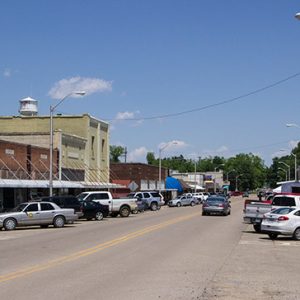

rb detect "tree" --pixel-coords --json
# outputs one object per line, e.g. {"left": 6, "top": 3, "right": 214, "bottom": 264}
{"left": 110, "top": 145, "right": 125, "bottom": 163}
{"left": 146, "top": 152, "right": 156, "bottom": 165}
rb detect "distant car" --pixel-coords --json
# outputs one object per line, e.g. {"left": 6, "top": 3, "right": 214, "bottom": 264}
{"left": 191, "top": 193, "right": 205, "bottom": 203}
{"left": 242, "top": 192, "right": 249, "bottom": 198}
{"left": 261, "top": 207, "right": 300, "bottom": 240}
{"left": 168, "top": 195, "right": 197, "bottom": 207}
{"left": 202, "top": 196, "right": 231, "bottom": 216}
{"left": 40, "top": 195, "right": 83, "bottom": 218}
{"left": 0, "top": 202, "right": 78, "bottom": 231}
{"left": 230, "top": 191, "right": 243, "bottom": 197}
{"left": 80, "top": 201, "right": 109, "bottom": 221}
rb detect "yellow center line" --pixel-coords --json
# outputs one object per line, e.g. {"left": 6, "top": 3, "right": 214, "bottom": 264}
{"left": 0, "top": 211, "right": 201, "bottom": 283}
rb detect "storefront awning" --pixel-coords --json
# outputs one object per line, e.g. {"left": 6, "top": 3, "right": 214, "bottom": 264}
{"left": 0, "top": 179, "right": 125, "bottom": 189}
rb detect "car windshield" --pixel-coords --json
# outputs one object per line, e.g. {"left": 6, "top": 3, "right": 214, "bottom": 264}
{"left": 10, "top": 203, "right": 28, "bottom": 212}
{"left": 77, "top": 193, "right": 88, "bottom": 202}
{"left": 271, "top": 207, "right": 295, "bottom": 215}
{"left": 207, "top": 197, "right": 225, "bottom": 203}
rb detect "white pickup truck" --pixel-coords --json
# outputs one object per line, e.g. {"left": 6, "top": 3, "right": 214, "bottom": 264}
{"left": 77, "top": 191, "right": 138, "bottom": 218}
{"left": 243, "top": 194, "right": 300, "bottom": 232}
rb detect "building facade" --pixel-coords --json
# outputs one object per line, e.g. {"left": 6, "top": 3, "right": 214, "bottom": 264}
{"left": 0, "top": 114, "right": 110, "bottom": 183}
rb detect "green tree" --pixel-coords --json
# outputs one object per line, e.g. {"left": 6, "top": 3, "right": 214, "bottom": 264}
{"left": 146, "top": 152, "right": 156, "bottom": 165}
{"left": 110, "top": 145, "right": 125, "bottom": 163}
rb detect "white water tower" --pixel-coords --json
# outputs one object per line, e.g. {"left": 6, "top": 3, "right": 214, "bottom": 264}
{"left": 19, "top": 97, "right": 38, "bottom": 116}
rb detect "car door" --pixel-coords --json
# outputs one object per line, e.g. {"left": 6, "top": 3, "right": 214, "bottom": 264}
{"left": 22, "top": 203, "right": 40, "bottom": 225}
{"left": 181, "top": 196, "right": 188, "bottom": 206}
{"left": 40, "top": 203, "right": 56, "bottom": 224}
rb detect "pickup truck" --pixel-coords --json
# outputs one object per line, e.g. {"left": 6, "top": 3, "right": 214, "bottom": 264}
{"left": 243, "top": 193, "right": 300, "bottom": 232}
{"left": 77, "top": 191, "right": 138, "bottom": 218}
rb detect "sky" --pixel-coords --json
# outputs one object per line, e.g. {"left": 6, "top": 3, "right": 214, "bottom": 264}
{"left": 1, "top": 1, "right": 300, "bottom": 166}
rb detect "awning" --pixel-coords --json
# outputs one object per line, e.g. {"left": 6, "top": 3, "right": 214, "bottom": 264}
{"left": 0, "top": 179, "right": 125, "bottom": 189}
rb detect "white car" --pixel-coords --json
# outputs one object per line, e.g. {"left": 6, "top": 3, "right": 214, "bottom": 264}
{"left": 261, "top": 207, "right": 300, "bottom": 240}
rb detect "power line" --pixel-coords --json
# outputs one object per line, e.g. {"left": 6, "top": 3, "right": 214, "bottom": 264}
{"left": 104, "top": 72, "right": 300, "bottom": 121}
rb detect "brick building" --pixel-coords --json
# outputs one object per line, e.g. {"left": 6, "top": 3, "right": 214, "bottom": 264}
{"left": 110, "top": 163, "right": 168, "bottom": 191}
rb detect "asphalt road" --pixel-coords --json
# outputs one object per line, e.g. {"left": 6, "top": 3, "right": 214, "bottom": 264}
{"left": 1, "top": 197, "right": 300, "bottom": 300}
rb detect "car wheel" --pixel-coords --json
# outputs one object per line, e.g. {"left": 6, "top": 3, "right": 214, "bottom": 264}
{"left": 177, "top": 202, "right": 182, "bottom": 207}
{"left": 150, "top": 202, "right": 158, "bottom": 211}
{"left": 95, "top": 211, "right": 104, "bottom": 221}
{"left": 202, "top": 211, "right": 206, "bottom": 216}
{"left": 293, "top": 227, "right": 300, "bottom": 240}
{"left": 190, "top": 201, "right": 195, "bottom": 207}
{"left": 53, "top": 216, "right": 65, "bottom": 228}
{"left": 110, "top": 212, "right": 119, "bottom": 218}
{"left": 119, "top": 206, "right": 130, "bottom": 217}
{"left": 223, "top": 211, "right": 228, "bottom": 216}
{"left": 253, "top": 223, "right": 261, "bottom": 233}
{"left": 3, "top": 218, "right": 17, "bottom": 231}
{"left": 268, "top": 233, "right": 278, "bottom": 240}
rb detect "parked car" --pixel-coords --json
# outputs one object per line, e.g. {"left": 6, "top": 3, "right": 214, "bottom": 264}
{"left": 202, "top": 196, "right": 231, "bottom": 216}
{"left": 168, "top": 195, "right": 197, "bottom": 207}
{"left": 40, "top": 195, "right": 83, "bottom": 218}
{"left": 191, "top": 193, "right": 205, "bottom": 203}
{"left": 127, "top": 191, "right": 164, "bottom": 211}
{"left": 79, "top": 201, "right": 109, "bottom": 221}
{"left": 77, "top": 191, "right": 137, "bottom": 218}
{"left": 261, "top": 207, "right": 300, "bottom": 240}
{"left": 230, "top": 191, "right": 243, "bottom": 197}
{"left": 0, "top": 202, "right": 78, "bottom": 231}
{"left": 243, "top": 193, "right": 300, "bottom": 232}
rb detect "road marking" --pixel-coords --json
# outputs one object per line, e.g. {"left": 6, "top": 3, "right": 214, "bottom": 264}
{"left": 239, "top": 240, "right": 300, "bottom": 247}
{"left": 0, "top": 211, "right": 201, "bottom": 283}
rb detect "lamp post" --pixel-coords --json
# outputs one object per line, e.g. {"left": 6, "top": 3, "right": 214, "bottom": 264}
{"left": 49, "top": 91, "right": 86, "bottom": 196}
{"left": 279, "top": 161, "right": 291, "bottom": 181}
{"left": 278, "top": 167, "right": 288, "bottom": 181}
{"left": 226, "top": 169, "right": 236, "bottom": 182}
{"left": 280, "top": 148, "right": 297, "bottom": 182}
{"left": 235, "top": 174, "right": 243, "bottom": 192}
{"left": 295, "top": 12, "right": 300, "bottom": 20}
{"left": 158, "top": 141, "right": 177, "bottom": 194}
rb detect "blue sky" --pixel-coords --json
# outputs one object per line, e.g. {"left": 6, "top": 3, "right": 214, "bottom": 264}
{"left": 1, "top": 1, "right": 300, "bottom": 165}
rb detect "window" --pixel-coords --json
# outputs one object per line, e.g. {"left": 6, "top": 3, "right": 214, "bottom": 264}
{"left": 273, "top": 197, "right": 296, "bottom": 207}
{"left": 143, "top": 193, "right": 150, "bottom": 198}
{"left": 91, "top": 136, "right": 95, "bottom": 158}
{"left": 25, "top": 204, "right": 39, "bottom": 212}
{"left": 136, "top": 193, "right": 142, "bottom": 199}
{"left": 41, "top": 203, "right": 54, "bottom": 211}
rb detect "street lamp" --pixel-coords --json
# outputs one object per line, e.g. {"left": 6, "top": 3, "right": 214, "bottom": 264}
{"left": 280, "top": 149, "right": 297, "bottom": 182}
{"left": 49, "top": 91, "right": 86, "bottom": 196}
{"left": 158, "top": 141, "right": 177, "bottom": 193}
{"left": 295, "top": 12, "right": 300, "bottom": 20}
{"left": 214, "top": 164, "right": 224, "bottom": 172}
{"left": 278, "top": 167, "right": 288, "bottom": 181}
{"left": 226, "top": 169, "right": 236, "bottom": 182}
{"left": 279, "top": 161, "right": 291, "bottom": 181}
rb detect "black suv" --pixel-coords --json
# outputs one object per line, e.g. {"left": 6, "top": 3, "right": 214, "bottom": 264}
{"left": 41, "top": 196, "right": 83, "bottom": 217}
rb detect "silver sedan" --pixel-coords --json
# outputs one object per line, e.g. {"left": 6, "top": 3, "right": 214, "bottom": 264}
{"left": 0, "top": 201, "right": 78, "bottom": 230}
{"left": 168, "top": 195, "right": 197, "bottom": 207}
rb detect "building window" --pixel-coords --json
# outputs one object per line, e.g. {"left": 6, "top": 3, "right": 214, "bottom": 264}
{"left": 101, "top": 139, "right": 105, "bottom": 154}
{"left": 91, "top": 136, "right": 95, "bottom": 158}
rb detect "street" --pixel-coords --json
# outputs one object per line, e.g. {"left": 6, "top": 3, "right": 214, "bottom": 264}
{"left": 0, "top": 197, "right": 300, "bottom": 299}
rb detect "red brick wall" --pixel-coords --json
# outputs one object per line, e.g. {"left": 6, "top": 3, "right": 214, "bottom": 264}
{"left": 0, "top": 140, "right": 58, "bottom": 179}
{"left": 110, "top": 163, "right": 168, "bottom": 187}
